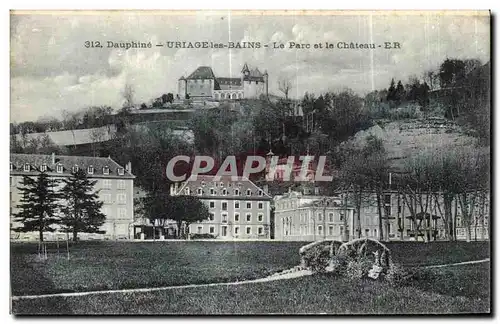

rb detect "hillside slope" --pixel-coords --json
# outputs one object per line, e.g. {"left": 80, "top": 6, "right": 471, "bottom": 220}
{"left": 350, "top": 118, "right": 479, "bottom": 171}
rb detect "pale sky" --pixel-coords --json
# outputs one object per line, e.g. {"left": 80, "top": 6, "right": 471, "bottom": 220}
{"left": 10, "top": 11, "right": 490, "bottom": 122}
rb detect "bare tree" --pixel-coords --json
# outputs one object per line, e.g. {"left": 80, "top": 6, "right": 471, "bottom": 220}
{"left": 278, "top": 77, "right": 292, "bottom": 100}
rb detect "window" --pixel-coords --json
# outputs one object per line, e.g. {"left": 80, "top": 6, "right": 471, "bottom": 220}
{"left": 197, "top": 188, "right": 203, "bottom": 195}
{"left": 197, "top": 226, "right": 202, "bottom": 234}
{"left": 246, "top": 213, "right": 252, "bottom": 222}
{"left": 118, "top": 180, "right": 126, "bottom": 190}
{"left": 246, "top": 226, "right": 251, "bottom": 235}
{"left": 56, "top": 164, "right": 63, "bottom": 173}
{"left": 103, "top": 166, "right": 110, "bottom": 175}
{"left": 373, "top": 229, "right": 377, "bottom": 237}
{"left": 258, "top": 214, "right": 263, "bottom": 222}
{"left": 87, "top": 165, "right": 94, "bottom": 175}
{"left": 340, "top": 226, "right": 344, "bottom": 237}
{"left": 209, "top": 226, "right": 215, "bottom": 234}
{"left": 222, "top": 202, "right": 228, "bottom": 211}
{"left": 72, "top": 165, "right": 79, "bottom": 173}
{"left": 210, "top": 188, "right": 215, "bottom": 195}
{"left": 117, "top": 193, "right": 126, "bottom": 204}
{"left": 234, "top": 201, "right": 240, "bottom": 209}
{"left": 365, "top": 229, "right": 370, "bottom": 236}
{"left": 318, "top": 213, "right": 323, "bottom": 222}
{"left": 219, "top": 182, "right": 224, "bottom": 188}
{"left": 246, "top": 189, "right": 252, "bottom": 196}
{"left": 201, "top": 181, "right": 206, "bottom": 187}
{"left": 118, "top": 208, "right": 127, "bottom": 219}
{"left": 221, "top": 226, "right": 227, "bottom": 236}
{"left": 102, "top": 194, "right": 112, "bottom": 204}
{"left": 246, "top": 202, "right": 252, "bottom": 209}
{"left": 118, "top": 167, "right": 125, "bottom": 175}
{"left": 102, "top": 206, "right": 111, "bottom": 216}
{"left": 258, "top": 202, "right": 264, "bottom": 209}
{"left": 234, "top": 213, "right": 240, "bottom": 222}
{"left": 258, "top": 190, "right": 263, "bottom": 196}
{"left": 23, "top": 163, "right": 30, "bottom": 172}
{"left": 209, "top": 201, "right": 215, "bottom": 209}
{"left": 222, "top": 188, "right": 227, "bottom": 196}
{"left": 258, "top": 226, "right": 264, "bottom": 235}
{"left": 384, "top": 194, "right": 391, "bottom": 205}
{"left": 328, "top": 225, "right": 334, "bottom": 236}
{"left": 234, "top": 226, "right": 240, "bottom": 235}
{"left": 234, "top": 189, "right": 240, "bottom": 196}
{"left": 318, "top": 225, "right": 323, "bottom": 235}
{"left": 329, "top": 213, "right": 334, "bottom": 222}
{"left": 103, "top": 179, "right": 112, "bottom": 189}
{"left": 209, "top": 212, "right": 215, "bottom": 221}
{"left": 39, "top": 164, "right": 47, "bottom": 172}
{"left": 222, "top": 213, "right": 228, "bottom": 223}
{"left": 340, "top": 212, "right": 345, "bottom": 221}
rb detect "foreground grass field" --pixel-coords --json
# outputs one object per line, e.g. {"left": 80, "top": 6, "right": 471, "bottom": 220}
{"left": 11, "top": 241, "right": 489, "bottom": 296}
{"left": 12, "top": 263, "right": 490, "bottom": 315}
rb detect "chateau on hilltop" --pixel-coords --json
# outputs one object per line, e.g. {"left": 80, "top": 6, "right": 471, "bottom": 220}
{"left": 178, "top": 63, "right": 268, "bottom": 100}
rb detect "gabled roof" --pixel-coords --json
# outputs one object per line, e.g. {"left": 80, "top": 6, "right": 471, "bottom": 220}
{"left": 174, "top": 175, "right": 271, "bottom": 200}
{"left": 10, "top": 153, "right": 134, "bottom": 178}
{"left": 241, "top": 63, "right": 250, "bottom": 73}
{"left": 186, "top": 66, "right": 216, "bottom": 80}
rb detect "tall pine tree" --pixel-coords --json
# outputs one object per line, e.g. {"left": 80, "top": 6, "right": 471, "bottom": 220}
{"left": 14, "top": 172, "right": 62, "bottom": 242}
{"left": 60, "top": 169, "right": 106, "bottom": 241}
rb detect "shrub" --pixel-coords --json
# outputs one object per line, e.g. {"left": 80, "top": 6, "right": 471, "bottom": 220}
{"left": 302, "top": 245, "right": 331, "bottom": 273}
{"left": 345, "top": 256, "right": 373, "bottom": 280}
{"left": 190, "top": 233, "right": 216, "bottom": 240}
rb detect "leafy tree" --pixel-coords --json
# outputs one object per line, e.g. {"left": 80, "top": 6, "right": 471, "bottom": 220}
{"left": 167, "top": 93, "right": 174, "bottom": 103}
{"left": 60, "top": 169, "right": 106, "bottom": 241}
{"left": 167, "top": 195, "right": 210, "bottom": 238}
{"left": 14, "top": 172, "right": 62, "bottom": 242}
{"left": 143, "top": 195, "right": 210, "bottom": 238}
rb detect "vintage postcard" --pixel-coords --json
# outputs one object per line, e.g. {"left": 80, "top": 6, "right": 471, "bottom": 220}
{"left": 10, "top": 10, "right": 491, "bottom": 315}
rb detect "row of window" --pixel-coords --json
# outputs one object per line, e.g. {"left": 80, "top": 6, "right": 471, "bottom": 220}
{"left": 208, "top": 212, "right": 265, "bottom": 223}
{"left": 102, "top": 207, "right": 128, "bottom": 218}
{"left": 12, "top": 163, "right": 125, "bottom": 176}
{"left": 101, "top": 193, "right": 128, "bottom": 204}
{"left": 201, "top": 225, "right": 265, "bottom": 236}
{"left": 187, "top": 187, "right": 264, "bottom": 197}
{"left": 10, "top": 177, "right": 127, "bottom": 190}
{"left": 208, "top": 200, "right": 265, "bottom": 210}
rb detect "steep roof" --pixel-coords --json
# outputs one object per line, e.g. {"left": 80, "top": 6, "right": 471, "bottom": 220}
{"left": 175, "top": 175, "right": 271, "bottom": 200}
{"left": 186, "top": 66, "right": 216, "bottom": 80}
{"left": 10, "top": 153, "right": 134, "bottom": 178}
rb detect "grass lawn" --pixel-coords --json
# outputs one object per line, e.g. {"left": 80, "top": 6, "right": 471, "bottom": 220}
{"left": 11, "top": 240, "right": 489, "bottom": 297}
{"left": 12, "top": 264, "right": 490, "bottom": 315}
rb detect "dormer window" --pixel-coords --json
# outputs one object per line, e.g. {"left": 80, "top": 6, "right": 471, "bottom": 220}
{"left": 219, "top": 182, "right": 224, "bottom": 187}
{"left": 103, "top": 166, "right": 110, "bottom": 175}
{"left": 210, "top": 188, "right": 215, "bottom": 195}
{"left": 201, "top": 181, "right": 206, "bottom": 187}
{"left": 197, "top": 188, "right": 203, "bottom": 195}
{"left": 118, "top": 167, "right": 125, "bottom": 176}
{"left": 246, "top": 189, "right": 252, "bottom": 196}
{"left": 87, "top": 166, "right": 94, "bottom": 175}
{"left": 40, "top": 164, "right": 47, "bottom": 172}
{"left": 222, "top": 188, "right": 227, "bottom": 196}
{"left": 72, "top": 165, "right": 79, "bottom": 173}
{"left": 23, "top": 163, "right": 30, "bottom": 172}
{"left": 258, "top": 190, "right": 264, "bottom": 196}
{"left": 56, "top": 163, "right": 63, "bottom": 174}
{"left": 234, "top": 189, "right": 240, "bottom": 196}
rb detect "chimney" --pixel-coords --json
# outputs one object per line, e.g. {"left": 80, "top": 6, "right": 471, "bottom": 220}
{"left": 263, "top": 184, "right": 269, "bottom": 194}
{"left": 51, "top": 152, "right": 56, "bottom": 165}
{"left": 126, "top": 161, "right": 132, "bottom": 174}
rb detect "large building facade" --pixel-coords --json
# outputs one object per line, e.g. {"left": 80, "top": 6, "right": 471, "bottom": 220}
{"left": 274, "top": 191, "right": 355, "bottom": 241}
{"left": 273, "top": 189, "right": 490, "bottom": 242}
{"left": 178, "top": 63, "right": 269, "bottom": 100}
{"left": 10, "top": 153, "right": 135, "bottom": 241}
{"left": 172, "top": 175, "right": 272, "bottom": 239}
